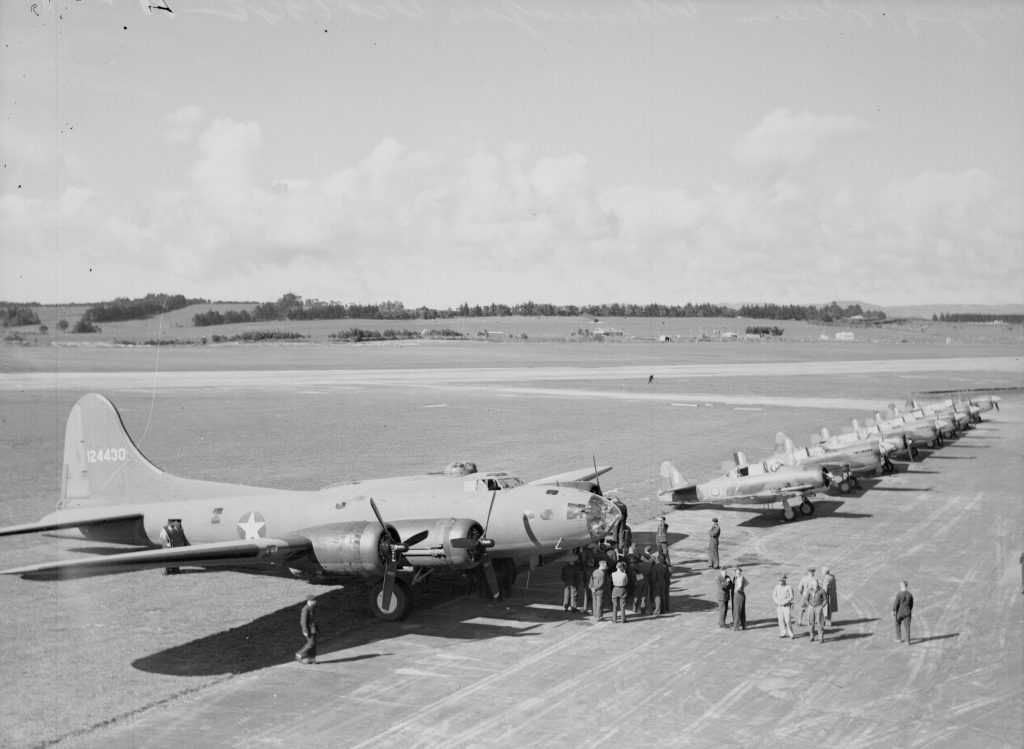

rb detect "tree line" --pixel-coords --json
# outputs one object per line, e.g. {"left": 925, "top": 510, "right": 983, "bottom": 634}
{"left": 193, "top": 294, "right": 884, "bottom": 326}
{"left": 82, "top": 293, "right": 207, "bottom": 324}
{"left": 931, "top": 312, "right": 1024, "bottom": 324}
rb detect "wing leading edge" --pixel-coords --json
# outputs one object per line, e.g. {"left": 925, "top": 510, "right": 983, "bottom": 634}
{"left": 0, "top": 536, "right": 313, "bottom": 579}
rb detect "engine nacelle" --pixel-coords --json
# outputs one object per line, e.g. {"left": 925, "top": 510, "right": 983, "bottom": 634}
{"left": 390, "top": 517, "right": 484, "bottom": 570}
{"left": 301, "top": 518, "right": 484, "bottom": 576}
{"left": 302, "top": 521, "right": 389, "bottom": 577}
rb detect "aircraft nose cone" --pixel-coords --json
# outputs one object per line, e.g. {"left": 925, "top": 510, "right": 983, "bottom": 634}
{"left": 585, "top": 494, "right": 622, "bottom": 542}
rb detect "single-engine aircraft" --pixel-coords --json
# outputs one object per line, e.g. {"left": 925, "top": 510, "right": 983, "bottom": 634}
{"left": 773, "top": 432, "right": 896, "bottom": 491}
{"left": 658, "top": 456, "right": 830, "bottom": 521}
{"left": 0, "top": 394, "right": 622, "bottom": 621}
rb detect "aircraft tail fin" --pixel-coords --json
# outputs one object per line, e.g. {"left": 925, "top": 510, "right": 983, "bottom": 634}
{"left": 774, "top": 433, "right": 788, "bottom": 454}
{"left": 57, "top": 393, "right": 271, "bottom": 511}
{"left": 59, "top": 394, "right": 167, "bottom": 510}
{"left": 658, "top": 461, "right": 697, "bottom": 503}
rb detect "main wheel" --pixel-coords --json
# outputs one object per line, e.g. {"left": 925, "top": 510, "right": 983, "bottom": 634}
{"left": 838, "top": 480, "right": 852, "bottom": 495}
{"left": 370, "top": 578, "right": 412, "bottom": 621}
{"left": 783, "top": 503, "right": 796, "bottom": 522}
{"left": 799, "top": 501, "right": 814, "bottom": 516}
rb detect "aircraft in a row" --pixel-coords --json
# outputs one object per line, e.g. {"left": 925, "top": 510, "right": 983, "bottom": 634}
{"left": 658, "top": 392, "right": 1000, "bottom": 520}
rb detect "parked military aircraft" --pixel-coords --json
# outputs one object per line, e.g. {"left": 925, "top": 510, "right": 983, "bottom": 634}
{"left": 902, "top": 400, "right": 973, "bottom": 434}
{"left": 658, "top": 458, "right": 830, "bottom": 521}
{"left": 0, "top": 394, "right": 622, "bottom": 621}
{"left": 774, "top": 432, "right": 895, "bottom": 491}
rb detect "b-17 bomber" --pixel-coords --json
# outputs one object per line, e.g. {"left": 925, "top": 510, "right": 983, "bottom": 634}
{"left": 0, "top": 394, "right": 623, "bottom": 621}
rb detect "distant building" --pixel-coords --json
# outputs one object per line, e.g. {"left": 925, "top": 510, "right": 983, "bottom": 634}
{"left": 721, "top": 331, "right": 738, "bottom": 340}
{"left": 594, "top": 328, "right": 624, "bottom": 337}
{"left": 658, "top": 335, "right": 672, "bottom": 342}
{"left": 835, "top": 331, "right": 855, "bottom": 341}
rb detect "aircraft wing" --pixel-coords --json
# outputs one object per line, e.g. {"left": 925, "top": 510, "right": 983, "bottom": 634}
{"left": 0, "top": 509, "right": 144, "bottom": 537}
{"left": 530, "top": 465, "right": 612, "bottom": 486}
{"left": 0, "top": 536, "right": 313, "bottom": 579}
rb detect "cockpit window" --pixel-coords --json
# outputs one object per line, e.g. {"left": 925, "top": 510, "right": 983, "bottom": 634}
{"left": 484, "top": 477, "right": 524, "bottom": 491}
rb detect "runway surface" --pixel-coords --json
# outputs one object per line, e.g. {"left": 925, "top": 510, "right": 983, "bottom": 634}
{"left": 47, "top": 406, "right": 1024, "bottom": 748}
{"left": 0, "top": 350, "right": 1021, "bottom": 748}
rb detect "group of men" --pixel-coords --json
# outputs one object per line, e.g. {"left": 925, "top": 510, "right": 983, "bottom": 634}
{"left": 770, "top": 566, "right": 839, "bottom": 642}
{"left": 560, "top": 533, "right": 673, "bottom": 623}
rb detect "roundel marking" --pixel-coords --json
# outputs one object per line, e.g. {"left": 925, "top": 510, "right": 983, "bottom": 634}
{"left": 237, "top": 510, "right": 267, "bottom": 540}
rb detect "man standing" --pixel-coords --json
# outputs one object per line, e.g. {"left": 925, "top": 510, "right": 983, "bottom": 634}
{"left": 632, "top": 553, "right": 651, "bottom": 615}
{"left": 798, "top": 567, "right": 817, "bottom": 625}
{"left": 807, "top": 580, "right": 826, "bottom": 643}
{"left": 716, "top": 568, "right": 733, "bottom": 628}
{"left": 656, "top": 517, "right": 670, "bottom": 563}
{"left": 708, "top": 518, "right": 721, "bottom": 569}
{"left": 773, "top": 574, "right": 795, "bottom": 639}
{"left": 560, "top": 555, "right": 581, "bottom": 613}
{"left": 822, "top": 567, "right": 838, "bottom": 625}
{"left": 295, "top": 595, "right": 319, "bottom": 664}
{"left": 610, "top": 562, "right": 629, "bottom": 623}
{"left": 732, "top": 566, "right": 747, "bottom": 631}
{"left": 159, "top": 518, "right": 186, "bottom": 575}
{"left": 590, "top": 560, "right": 609, "bottom": 622}
{"left": 892, "top": 580, "right": 914, "bottom": 645}
{"left": 649, "top": 555, "right": 668, "bottom": 615}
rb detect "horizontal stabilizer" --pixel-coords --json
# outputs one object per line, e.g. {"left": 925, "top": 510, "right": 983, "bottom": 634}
{"left": 0, "top": 510, "right": 143, "bottom": 538}
{"left": 0, "top": 536, "right": 313, "bottom": 579}
{"left": 530, "top": 465, "right": 612, "bottom": 486}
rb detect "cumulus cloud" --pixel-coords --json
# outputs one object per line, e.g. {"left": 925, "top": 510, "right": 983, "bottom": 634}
{"left": 2, "top": 113, "right": 1020, "bottom": 306}
{"left": 734, "top": 108, "right": 871, "bottom": 171}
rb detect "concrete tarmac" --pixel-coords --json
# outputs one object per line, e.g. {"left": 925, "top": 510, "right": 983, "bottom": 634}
{"left": 74, "top": 407, "right": 1023, "bottom": 749}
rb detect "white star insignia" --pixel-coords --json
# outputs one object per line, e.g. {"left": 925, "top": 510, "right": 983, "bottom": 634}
{"left": 238, "top": 511, "right": 266, "bottom": 540}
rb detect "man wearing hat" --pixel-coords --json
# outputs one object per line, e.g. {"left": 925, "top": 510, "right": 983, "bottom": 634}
{"left": 772, "top": 574, "right": 795, "bottom": 638}
{"left": 708, "top": 518, "right": 721, "bottom": 569}
{"left": 798, "top": 567, "right": 817, "bottom": 625}
{"left": 822, "top": 567, "right": 838, "bottom": 625}
{"left": 295, "top": 595, "right": 320, "bottom": 664}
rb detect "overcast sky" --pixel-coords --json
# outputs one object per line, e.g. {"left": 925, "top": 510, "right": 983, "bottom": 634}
{"left": 1, "top": 1, "right": 1022, "bottom": 308}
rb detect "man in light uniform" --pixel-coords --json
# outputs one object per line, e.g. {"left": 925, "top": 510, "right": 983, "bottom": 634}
{"left": 773, "top": 574, "right": 795, "bottom": 639}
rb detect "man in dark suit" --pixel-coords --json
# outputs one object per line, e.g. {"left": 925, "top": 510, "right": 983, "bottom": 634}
{"left": 732, "top": 566, "right": 747, "bottom": 630}
{"left": 892, "top": 580, "right": 914, "bottom": 645}
{"left": 295, "top": 595, "right": 319, "bottom": 664}
{"left": 716, "top": 568, "right": 733, "bottom": 628}
{"left": 708, "top": 518, "right": 721, "bottom": 569}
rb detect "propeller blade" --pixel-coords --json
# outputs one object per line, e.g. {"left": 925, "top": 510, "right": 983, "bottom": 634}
{"left": 369, "top": 498, "right": 388, "bottom": 534}
{"left": 481, "top": 557, "right": 500, "bottom": 599}
{"left": 381, "top": 563, "right": 397, "bottom": 611}
{"left": 483, "top": 491, "right": 497, "bottom": 536}
{"left": 592, "top": 455, "right": 603, "bottom": 495}
{"left": 403, "top": 530, "right": 429, "bottom": 548}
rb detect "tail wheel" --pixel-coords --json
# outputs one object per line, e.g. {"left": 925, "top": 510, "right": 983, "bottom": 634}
{"left": 799, "top": 501, "right": 814, "bottom": 516}
{"left": 370, "top": 578, "right": 412, "bottom": 621}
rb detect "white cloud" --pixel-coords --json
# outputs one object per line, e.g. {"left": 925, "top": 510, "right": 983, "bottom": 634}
{"left": 2, "top": 116, "right": 1021, "bottom": 307}
{"left": 734, "top": 108, "right": 871, "bottom": 171}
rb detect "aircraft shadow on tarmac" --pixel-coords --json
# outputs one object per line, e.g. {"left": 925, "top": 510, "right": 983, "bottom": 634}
{"left": 730, "top": 500, "right": 873, "bottom": 528}
{"left": 131, "top": 581, "right": 551, "bottom": 677}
